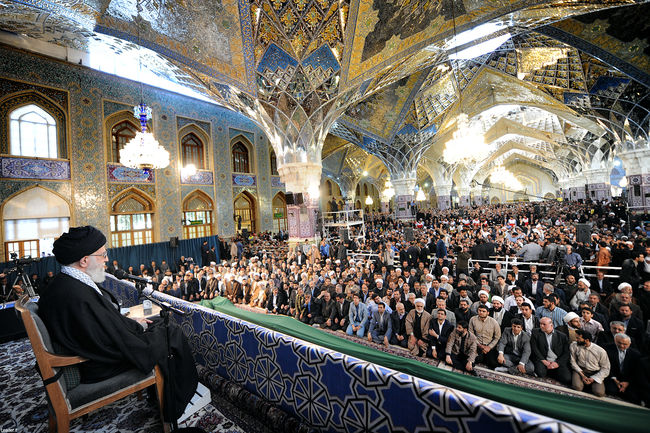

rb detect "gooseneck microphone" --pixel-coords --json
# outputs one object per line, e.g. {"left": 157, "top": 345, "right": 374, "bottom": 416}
{"left": 113, "top": 269, "right": 159, "bottom": 296}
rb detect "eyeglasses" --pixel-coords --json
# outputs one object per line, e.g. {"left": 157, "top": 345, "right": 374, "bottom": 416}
{"left": 89, "top": 251, "right": 108, "bottom": 258}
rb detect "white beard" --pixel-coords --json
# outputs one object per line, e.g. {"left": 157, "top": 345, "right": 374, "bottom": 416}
{"left": 87, "top": 260, "right": 106, "bottom": 283}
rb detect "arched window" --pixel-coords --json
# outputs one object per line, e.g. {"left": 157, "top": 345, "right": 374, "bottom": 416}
{"left": 232, "top": 141, "right": 250, "bottom": 173}
{"left": 272, "top": 192, "right": 287, "bottom": 232}
{"left": 2, "top": 186, "right": 70, "bottom": 261}
{"left": 355, "top": 184, "right": 360, "bottom": 196}
{"left": 110, "top": 190, "right": 154, "bottom": 247}
{"left": 9, "top": 105, "right": 58, "bottom": 158}
{"left": 181, "top": 132, "right": 205, "bottom": 170}
{"left": 270, "top": 148, "right": 278, "bottom": 176}
{"left": 110, "top": 120, "right": 138, "bottom": 163}
{"left": 234, "top": 192, "right": 256, "bottom": 233}
{"left": 183, "top": 192, "right": 213, "bottom": 239}
{"left": 363, "top": 184, "right": 368, "bottom": 196}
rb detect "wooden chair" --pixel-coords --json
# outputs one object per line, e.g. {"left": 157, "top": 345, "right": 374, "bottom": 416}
{"left": 15, "top": 296, "right": 168, "bottom": 433}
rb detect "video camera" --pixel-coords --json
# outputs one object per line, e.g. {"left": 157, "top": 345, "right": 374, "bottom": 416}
{"left": 9, "top": 252, "right": 41, "bottom": 267}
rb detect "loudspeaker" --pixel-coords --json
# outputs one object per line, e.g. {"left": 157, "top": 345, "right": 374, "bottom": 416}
{"left": 295, "top": 193, "right": 304, "bottom": 205}
{"left": 404, "top": 227, "right": 414, "bottom": 242}
{"left": 285, "top": 192, "right": 295, "bottom": 205}
{"left": 170, "top": 236, "right": 179, "bottom": 248}
{"left": 242, "top": 228, "right": 249, "bottom": 239}
{"left": 339, "top": 228, "right": 349, "bottom": 242}
{"left": 575, "top": 224, "right": 591, "bottom": 244}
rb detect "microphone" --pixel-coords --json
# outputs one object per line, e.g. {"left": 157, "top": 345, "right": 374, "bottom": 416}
{"left": 113, "top": 269, "right": 158, "bottom": 295}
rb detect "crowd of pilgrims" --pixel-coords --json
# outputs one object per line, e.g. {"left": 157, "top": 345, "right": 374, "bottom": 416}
{"left": 100, "top": 198, "right": 649, "bottom": 406}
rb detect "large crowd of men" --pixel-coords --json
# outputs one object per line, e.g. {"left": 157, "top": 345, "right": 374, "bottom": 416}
{"left": 97, "top": 199, "right": 649, "bottom": 405}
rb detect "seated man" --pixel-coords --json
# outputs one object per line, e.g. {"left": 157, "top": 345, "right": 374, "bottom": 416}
{"left": 569, "top": 329, "right": 610, "bottom": 397}
{"left": 469, "top": 305, "right": 501, "bottom": 368}
{"left": 299, "top": 292, "right": 322, "bottom": 325}
{"left": 39, "top": 226, "right": 198, "bottom": 423}
{"left": 604, "top": 333, "right": 644, "bottom": 404}
{"left": 318, "top": 291, "right": 336, "bottom": 327}
{"left": 330, "top": 293, "right": 349, "bottom": 331}
{"left": 427, "top": 308, "right": 453, "bottom": 360}
{"left": 495, "top": 318, "right": 534, "bottom": 375}
{"left": 389, "top": 302, "right": 408, "bottom": 348}
{"left": 367, "top": 301, "right": 392, "bottom": 347}
{"left": 346, "top": 293, "right": 369, "bottom": 337}
{"left": 445, "top": 321, "right": 478, "bottom": 375}
{"left": 265, "top": 285, "right": 287, "bottom": 314}
{"left": 530, "top": 317, "right": 571, "bottom": 384}
{"left": 406, "top": 298, "right": 431, "bottom": 356}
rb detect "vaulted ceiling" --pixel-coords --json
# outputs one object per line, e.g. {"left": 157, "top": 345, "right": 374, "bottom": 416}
{"left": 1, "top": 0, "right": 649, "bottom": 193}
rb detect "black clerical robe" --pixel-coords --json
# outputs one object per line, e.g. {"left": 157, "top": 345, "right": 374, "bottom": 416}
{"left": 38, "top": 273, "right": 197, "bottom": 421}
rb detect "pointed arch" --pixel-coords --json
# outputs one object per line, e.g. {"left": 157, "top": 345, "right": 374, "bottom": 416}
{"left": 272, "top": 192, "right": 287, "bottom": 232}
{"left": 2, "top": 185, "right": 71, "bottom": 261}
{"left": 105, "top": 110, "right": 147, "bottom": 163}
{"left": 231, "top": 134, "right": 254, "bottom": 174}
{"left": 0, "top": 90, "right": 67, "bottom": 158}
{"left": 110, "top": 187, "right": 155, "bottom": 247}
{"left": 182, "top": 190, "right": 214, "bottom": 239}
{"left": 178, "top": 123, "right": 210, "bottom": 170}
{"left": 234, "top": 191, "right": 257, "bottom": 234}
{"left": 269, "top": 147, "right": 278, "bottom": 176}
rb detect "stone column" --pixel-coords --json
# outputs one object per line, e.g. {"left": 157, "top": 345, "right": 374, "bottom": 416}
{"left": 619, "top": 148, "right": 650, "bottom": 214}
{"left": 278, "top": 162, "right": 322, "bottom": 241}
{"left": 392, "top": 176, "right": 416, "bottom": 219}
{"left": 457, "top": 186, "right": 471, "bottom": 207}
{"left": 584, "top": 168, "right": 611, "bottom": 203}
{"left": 471, "top": 186, "right": 484, "bottom": 206}
{"left": 436, "top": 184, "right": 452, "bottom": 210}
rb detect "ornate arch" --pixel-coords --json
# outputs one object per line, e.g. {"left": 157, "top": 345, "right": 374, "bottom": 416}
{"left": 231, "top": 134, "right": 255, "bottom": 174}
{"left": 233, "top": 191, "right": 257, "bottom": 233}
{"left": 178, "top": 123, "right": 210, "bottom": 170}
{"left": 104, "top": 110, "right": 149, "bottom": 163}
{"left": 182, "top": 190, "right": 214, "bottom": 238}
{"left": 109, "top": 187, "right": 155, "bottom": 247}
{"left": 0, "top": 90, "right": 67, "bottom": 157}
{"left": 272, "top": 191, "right": 287, "bottom": 232}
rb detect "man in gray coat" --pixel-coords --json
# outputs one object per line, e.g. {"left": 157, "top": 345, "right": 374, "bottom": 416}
{"left": 367, "top": 301, "right": 393, "bottom": 347}
{"left": 495, "top": 318, "right": 534, "bottom": 374}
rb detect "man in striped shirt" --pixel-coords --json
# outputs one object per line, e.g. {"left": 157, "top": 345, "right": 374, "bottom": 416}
{"left": 535, "top": 294, "right": 567, "bottom": 328}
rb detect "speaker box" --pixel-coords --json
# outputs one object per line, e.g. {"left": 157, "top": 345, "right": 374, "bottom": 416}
{"left": 170, "top": 236, "right": 179, "bottom": 248}
{"left": 339, "top": 228, "right": 349, "bottom": 242}
{"left": 404, "top": 227, "right": 414, "bottom": 242}
{"left": 285, "top": 192, "right": 295, "bottom": 205}
{"left": 242, "top": 228, "right": 249, "bottom": 238}
{"left": 295, "top": 193, "right": 304, "bottom": 205}
{"left": 575, "top": 224, "right": 591, "bottom": 244}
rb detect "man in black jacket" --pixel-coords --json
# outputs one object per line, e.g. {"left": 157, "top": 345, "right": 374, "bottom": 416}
{"left": 330, "top": 293, "right": 350, "bottom": 331}
{"left": 39, "top": 226, "right": 197, "bottom": 423}
{"left": 266, "top": 285, "right": 287, "bottom": 314}
{"left": 390, "top": 302, "right": 408, "bottom": 348}
{"left": 604, "top": 333, "right": 644, "bottom": 404}
{"left": 530, "top": 317, "right": 571, "bottom": 384}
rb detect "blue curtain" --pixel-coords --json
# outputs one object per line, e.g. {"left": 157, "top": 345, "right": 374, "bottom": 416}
{"left": 0, "top": 235, "right": 220, "bottom": 279}
{"left": 106, "top": 234, "right": 220, "bottom": 272}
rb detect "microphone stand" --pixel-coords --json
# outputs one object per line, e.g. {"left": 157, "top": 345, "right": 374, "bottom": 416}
{"left": 133, "top": 281, "right": 196, "bottom": 433}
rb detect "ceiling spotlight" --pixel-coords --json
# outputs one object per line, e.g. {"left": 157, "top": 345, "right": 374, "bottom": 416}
{"left": 362, "top": 170, "right": 368, "bottom": 176}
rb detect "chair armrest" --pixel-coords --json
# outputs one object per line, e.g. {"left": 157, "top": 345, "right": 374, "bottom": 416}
{"left": 47, "top": 353, "right": 88, "bottom": 367}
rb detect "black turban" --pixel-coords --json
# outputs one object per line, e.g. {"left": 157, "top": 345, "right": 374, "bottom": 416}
{"left": 53, "top": 226, "right": 106, "bottom": 265}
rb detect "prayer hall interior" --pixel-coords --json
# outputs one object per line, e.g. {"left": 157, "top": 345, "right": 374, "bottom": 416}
{"left": 1, "top": 1, "right": 650, "bottom": 432}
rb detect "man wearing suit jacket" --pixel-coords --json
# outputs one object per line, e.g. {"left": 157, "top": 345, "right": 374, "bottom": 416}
{"left": 347, "top": 293, "right": 369, "bottom": 337}
{"left": 330, "top": 293, "right": 350, "bottom": 331}
{"left": 523, "top": 273, "right": 542, "bottom": 300}
{"left": 406, "top": 298, "right": 431, "bottom": 356}
{"left": 515, "top": 302, "right": 540, "bottom": 335}
{"left": 367, "top": 301, "right": 393, "bottom": 347}
{"left": 495, "top": 319, "right": 534, "bottom": 374}
{"left": 445, "top": 321, "right": 478, "bottom": 374}
{"left": 530, "top": 317, "right": 571, "bottom": 384}
{"left": 390, "top": 302, "right": 408, "bottom": 348}
{"left": 604, "top": 333, "right": 644, "bottom": 404}
{"left": 617, "top": 304, "right": 645, "bottom": 349}
{"left": 427, "top": 308, "right": 454, "bottom": 360}
{"left": 265, "top": 286, "right": 287, "bottom": 314}
{"left": 590, "top": 270, "right": 613, "bottom": 298}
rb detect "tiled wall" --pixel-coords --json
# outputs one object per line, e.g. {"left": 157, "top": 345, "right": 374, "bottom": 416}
{"left": 0, "top": 44, "right": 277, "bottom": 250}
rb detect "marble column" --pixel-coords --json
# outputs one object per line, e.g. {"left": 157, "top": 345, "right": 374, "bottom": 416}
{"left": 278, "top": 162, "right": 322, "bottom": 241}
{"left": 437, "top": 184, "right": 452, "bottom": 210}
{"left": 392, "top": 176, "right": 416, "bottom": 219}
{"left": 471, "top": 186, "right": 484, "bottom": 206}
{"left": 457, "top": 186, "right": 471, "bottom": 207}
{"left": 583, "top": 168, "right": 611, "bottom": 203}
{"left": 619, "top": 148, "right": 650, "bottom": 214}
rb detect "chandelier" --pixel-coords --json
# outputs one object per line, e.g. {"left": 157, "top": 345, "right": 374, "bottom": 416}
{"left": 416, "top": 188, "right": 426, "bottom": 201}
{"left": 442, "top": 113, "right": 489, "bottom": 165}
{"left": 490, "top": 165, "right": 524, "bottom": 191}
{"left": 118, "top": 0, "right": 169, "bottom": 172}
{"left": 120, "top": 103, "right": 170, "bottom": 170}
{"left": 382, "top": 179, "right": 395, "bottom": 200}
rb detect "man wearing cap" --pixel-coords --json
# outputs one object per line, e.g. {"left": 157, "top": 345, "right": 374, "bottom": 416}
{"left": 38, "top": 226, "right": 198, "bottom": 422}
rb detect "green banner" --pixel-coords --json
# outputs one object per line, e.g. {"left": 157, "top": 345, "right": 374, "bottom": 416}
{"left": 273, "top": 213, "right": 284, "bottom": 219}
{"left": 199, "top": 297, "right": 649, "bottom": 433}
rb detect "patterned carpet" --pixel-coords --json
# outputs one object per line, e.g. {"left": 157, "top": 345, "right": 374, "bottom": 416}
{"left": 0, "top": 338, "right": 308, "bottom": 433}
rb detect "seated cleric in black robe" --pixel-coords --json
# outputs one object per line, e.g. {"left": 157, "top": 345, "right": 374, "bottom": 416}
{"left": 38, "top": 226, "right": 198, "bottom": 423}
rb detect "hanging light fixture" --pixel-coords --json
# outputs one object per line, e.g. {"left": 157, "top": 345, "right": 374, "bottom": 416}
{"left": 365, "top": 196, "right": 374, "bottom": 205}
{"left": 416, "top": 189, "right": 426, "bottom": 201}
{"left": 383, "top": 179, "right": 395, "bottom": 200}
{"left": 442, "top": 1, "right": 489, "bottom": 166}
{"left": 119, "top": 0, "right": 169, "bottom": 172}
{"left": 490, "top": 165, "right": 524, "bottom": 191}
